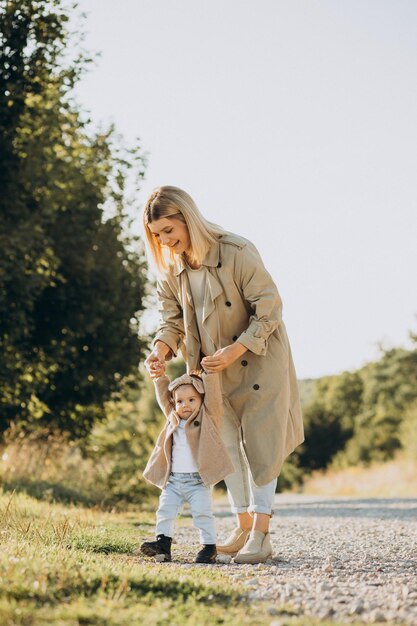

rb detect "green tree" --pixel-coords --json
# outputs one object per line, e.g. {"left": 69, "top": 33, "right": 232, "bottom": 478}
{"left": 399, "top": 399, "right": 417, "bottom": 460}
{"left": 0, "top": 0, "right": 148, "bottom": 437}
{"left": 340, "top": 343, "right": 417, "bottom": 465}
{"left": 296, "top": 371, "right": 364, "bottom": 471}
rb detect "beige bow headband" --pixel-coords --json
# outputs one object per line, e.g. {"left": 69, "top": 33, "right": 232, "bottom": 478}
{"left": 168, "top": 373, "right": 205, "bottom": 396}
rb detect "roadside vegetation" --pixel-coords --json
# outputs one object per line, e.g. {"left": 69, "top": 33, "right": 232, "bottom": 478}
{"left": 301, "top": 457, "right": 417, "bottom": 497}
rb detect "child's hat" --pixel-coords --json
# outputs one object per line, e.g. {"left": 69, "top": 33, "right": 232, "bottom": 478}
{"left": 168, "top": 373, "right": 204, "bottom": 396}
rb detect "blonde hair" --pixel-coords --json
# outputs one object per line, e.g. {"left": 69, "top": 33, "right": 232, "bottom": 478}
{"left": 142, "top": 186, "right": 225, "bottom": 272}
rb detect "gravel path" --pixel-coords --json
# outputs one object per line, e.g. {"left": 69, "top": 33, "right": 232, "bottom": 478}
{"left": 169, "top": 494, "right": 417, "bottom": 624}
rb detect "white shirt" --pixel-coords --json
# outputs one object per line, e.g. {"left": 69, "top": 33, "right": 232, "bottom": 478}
{"left": 171, "top": 418, "right": 198, "bottom": 472}
{"left": 186, "top": 265, "right": 216, "bottom": 357}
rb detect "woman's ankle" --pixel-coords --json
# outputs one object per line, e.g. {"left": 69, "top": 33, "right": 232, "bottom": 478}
{"left": 252, "top": 512, "right": 271, "bottom": 534}
{"left": 237, "top": 512, "right": 253, "bottom": 531}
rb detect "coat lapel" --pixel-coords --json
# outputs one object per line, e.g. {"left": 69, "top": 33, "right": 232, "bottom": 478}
{"left": 180, "top": 271, "right": 200, "bottom": 346}
{"left": 202, "top": 270, "right": 223, "bottom": 352}
{"left": 174, "top": 240, "right": 224, "bottom": 356}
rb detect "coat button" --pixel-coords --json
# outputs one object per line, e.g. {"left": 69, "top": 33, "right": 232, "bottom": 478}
{"left": 194, "top": 420, "right": 200, "bottom": 426}
{"left": 241, "top": 360, "right": 248, "bottom": 366}
{"left": 225, "top": 301, "right": 232, "bottom": 307}
{"left": 232, "top": 335, "right": 238, "bottom": 341}
{"left": 253, "top": 384, "right": 260, "bottom": 390}
{"left": 217, "top": 261, "right": 222, "bottom": 268}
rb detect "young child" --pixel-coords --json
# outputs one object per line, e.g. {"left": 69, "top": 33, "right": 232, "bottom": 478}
{"left": 141, "top": 365, "right": 234, "bottom": 563}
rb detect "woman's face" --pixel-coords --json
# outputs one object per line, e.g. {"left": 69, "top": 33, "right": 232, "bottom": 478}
{"left": 148, "top": 217, "right": 191, "bottom": 256}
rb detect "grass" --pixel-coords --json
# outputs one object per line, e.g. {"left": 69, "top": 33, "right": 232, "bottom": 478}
{"left": 301, "top": 457, "right": 417, "bottom": 497}
{"left": 0, "top": 491, "right": 237, "bottom": 625}
{"left": 0, "top": 489, "right": 381, "bottom": 626}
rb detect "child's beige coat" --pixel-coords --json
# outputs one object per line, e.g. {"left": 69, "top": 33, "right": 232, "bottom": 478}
{"left": 143, "top": 373, "right": 235, "bottom": 489}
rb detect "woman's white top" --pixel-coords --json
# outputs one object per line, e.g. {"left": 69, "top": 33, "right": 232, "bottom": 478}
{"left": 171, "top": 419, "right": 198, "bottom": 472}
{"left": 186, "top": 264, "right": 216, "bottom": 356}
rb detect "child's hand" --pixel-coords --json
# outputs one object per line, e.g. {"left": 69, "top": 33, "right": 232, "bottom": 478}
{"left": 149, "top": 359, "right": 166, "bottom": 379}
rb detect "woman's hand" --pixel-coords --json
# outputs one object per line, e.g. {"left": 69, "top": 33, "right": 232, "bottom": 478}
{"left": 201, "top": 343, "right": 247, "bottom": 373}
{"left": 149, "top": 360, "right": 166, "bottom": 379}
{"left": 145, "top": 342, "right": 171, "bottom": 378}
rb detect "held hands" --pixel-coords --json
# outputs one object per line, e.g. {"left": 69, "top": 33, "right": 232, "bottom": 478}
{"left": 145, "top": 343, "right": 170, "bottom": 379}
{"left": 201, "top": 342, "right": 247, "bottom": 373}
{"left": 148, "top": 358, "right": 166, "bottom": 380}
{"left": 145, "top": 340, "right": 247, "bottom": 376}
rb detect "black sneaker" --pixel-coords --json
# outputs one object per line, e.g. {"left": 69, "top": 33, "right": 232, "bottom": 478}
{"left": 140, "top": 534, "right": 172, "bottom": 562}
{"left": 195, "top": 544, "right": 217, "bottom": 564}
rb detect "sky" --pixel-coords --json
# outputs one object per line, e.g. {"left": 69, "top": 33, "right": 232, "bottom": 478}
{"left": 73, "top": 0, "right": 417, "bottom": 379}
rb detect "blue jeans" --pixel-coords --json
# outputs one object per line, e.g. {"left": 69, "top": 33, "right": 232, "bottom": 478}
{"left": 156, "top": 472, "right": 216, "bottom": 544}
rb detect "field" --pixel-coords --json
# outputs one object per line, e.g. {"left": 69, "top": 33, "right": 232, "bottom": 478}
{"left": 301, "top": 457, "right": 417, "bottom": 498}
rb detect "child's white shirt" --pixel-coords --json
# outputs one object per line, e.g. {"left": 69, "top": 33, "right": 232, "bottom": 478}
{"left": 171, "top": 419, "right": 199, "bottom": 472}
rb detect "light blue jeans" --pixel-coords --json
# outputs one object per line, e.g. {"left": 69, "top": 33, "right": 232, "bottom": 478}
{"left": 221, "top": 416, "right": 277, "bottom": 515}
{"left": 156, "top": 472, "right": 216, "bottom": 544}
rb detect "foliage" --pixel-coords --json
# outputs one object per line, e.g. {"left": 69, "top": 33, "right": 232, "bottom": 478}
{"left": 0, "top": 0, "right": 148, "bottom": 437}
{"left": 298, "top": 378, "right": 315, "bottom": 407}
{"left": 295, "top": 371, "right": 363, "bottom": 472}
{"left": 278, "top": 456, "right": 304, "bottom": 492}
{"left": 399, "top": 399, "right": 417, "bottom": 460}
{"left": 302, "top": 457, "right": 417, "bottom": 497}
{"left": 0, "top": 424, "right": 112, "bottom": 507}
{"left": 335, "top": 343, "right": 417, "bottom": 467}
{"left": 296, "top": 335, "right": 417, "bottom": 476}
{"left": 0, "top": 361, "right": 188, "bottom": 508}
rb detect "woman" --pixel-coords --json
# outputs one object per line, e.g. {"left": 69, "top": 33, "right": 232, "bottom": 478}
{"left": 143, "top": 186, "right": 304, "bottom": 564}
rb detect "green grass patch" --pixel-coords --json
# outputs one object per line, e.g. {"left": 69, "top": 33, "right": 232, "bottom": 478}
{"left": 0, "top": 489, "right": 265, "bottom": 625}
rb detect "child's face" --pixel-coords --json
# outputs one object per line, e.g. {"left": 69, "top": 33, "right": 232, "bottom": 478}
{"left": 174, "top": 384, "right": 203, "bottom": 419}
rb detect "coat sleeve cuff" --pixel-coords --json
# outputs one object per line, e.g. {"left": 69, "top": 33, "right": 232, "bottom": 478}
{"left": 152, "top": 331, "right": 179, "bottom": 358}
{"left": 237, "top": 331, "right": 268, "bottom": 356}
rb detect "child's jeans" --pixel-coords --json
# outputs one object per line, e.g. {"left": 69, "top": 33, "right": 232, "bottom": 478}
{"left": 156, "top": 472, "right": 216, "bottom": 544}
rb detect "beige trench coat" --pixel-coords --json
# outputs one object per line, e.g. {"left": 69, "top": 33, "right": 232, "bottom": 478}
{"left": 143, "top": 373, "right": 235, "bottom": 488}
{"left": 152, "top": 232, "right": 304, "bottom": 485}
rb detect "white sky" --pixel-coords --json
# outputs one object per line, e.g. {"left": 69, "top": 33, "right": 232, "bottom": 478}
{"left": 74, "top": 0, "right": 417, "bottom": 379}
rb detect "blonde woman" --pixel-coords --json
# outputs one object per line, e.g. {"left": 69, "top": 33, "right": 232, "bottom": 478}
{"left": 143, "top": 186, "right": 304, "bottom": 564}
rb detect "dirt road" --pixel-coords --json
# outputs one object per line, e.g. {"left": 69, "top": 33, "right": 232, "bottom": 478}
{"left": 176, "top": 494, "right": 417, "bottom": 624}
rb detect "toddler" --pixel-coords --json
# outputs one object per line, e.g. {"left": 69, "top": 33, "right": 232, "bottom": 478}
{"left": 141, "top": 365, "right": 234, "bottom": 563}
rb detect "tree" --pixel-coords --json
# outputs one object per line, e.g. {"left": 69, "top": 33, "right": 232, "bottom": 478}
{"left": 296, "top": 371, "right": 364, "bottom": 471}
{"left": 340, "top": 343, "right": 417, "bottom": 465}
{"left": 0, "top": 0, "right": 148, "bottom": 437}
